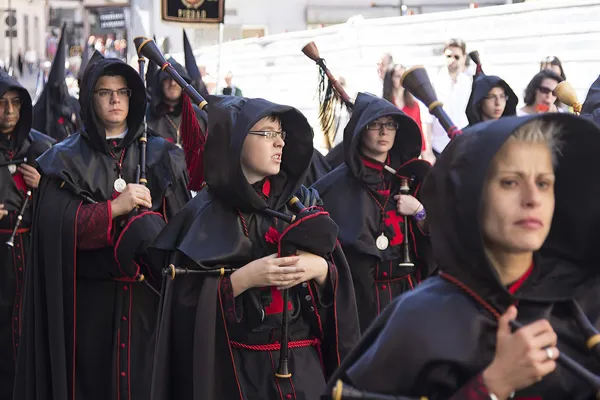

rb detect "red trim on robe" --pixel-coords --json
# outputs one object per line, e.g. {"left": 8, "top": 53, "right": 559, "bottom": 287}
{"left": 13, "top": 171, "right": 27, "bottom": 193}
{"left": 76, "top": 201, "right": 113, "bottom": 250}
{"left": 508, "top": 262, "right": 534, "bottom": 294}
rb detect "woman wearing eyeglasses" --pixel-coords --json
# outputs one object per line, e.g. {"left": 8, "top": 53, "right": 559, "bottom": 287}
{"left": 466, "top": 74, "right": 518, "bottom": 126}
{"left": 517, "top": 70, "right": 564, "bottom": 116}
{"left": 313, "top": 93, "right": 433, "bottom": 333}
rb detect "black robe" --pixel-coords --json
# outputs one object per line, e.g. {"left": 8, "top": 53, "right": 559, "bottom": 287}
{"left": 325, "top": 114, "right": 600, "bottom": 399}
{"left": 304, "top": 149, "right": 331, "bottom": 187}
{"left": 0, "top": 71, "right": 54, "bottom": 400}
{"left": 14, "top": 55, "right": 190, "bottom": 400}
{"left": 465, "top": 74, "right": 518, "bottom": 126}
{"left": 146, "top": 58, "right": 208, "bottom": 144}
{"left": 582, "top": 74, "right": 600, "bottom": 125}
{"left": 313, "top": 93, "right": 433, "bottom": 332}
{"left": 149, "top": 95, "right": 360, "bottom": 400}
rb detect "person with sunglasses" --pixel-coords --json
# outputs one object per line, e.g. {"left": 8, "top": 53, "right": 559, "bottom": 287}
{"left": 431, "top": 38, "right": 472, "bottom": 158}
{"left": 313, "top": 93, "right": 433, "bottom": 333}
{"left": 517, "top": 70, "right": 564, "bottom": 116}
{"left": 466, "top": 74, "right": 518, "bottom": 126}
{"left": 14, "top": 51, "right": 191, "bottom": 400}
{"left": 149, "top": 95, "right": 360, "bottom": 400}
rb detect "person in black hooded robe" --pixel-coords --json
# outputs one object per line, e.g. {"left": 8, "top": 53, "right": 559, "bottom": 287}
{"left": 581, "top": 74, "right": 600, "bottom": 125}
{"left": 13, "top": 52, "right": 190, "bottom": 400}
{"left": 466, "top": 74, "right": 518, "bottom": 127}
{"left": 146, "top": 57, "right": 207, "bottom": 145}
{"left": 149, "top": 95, "right": 360, "bottom": 400}
{"left": 0, "top": 71, "right": 54, "bottom": 400}
{"left": 312, "top": 93, "right": 432, "bottom": 332}
{"left": 323, "top": 113, "right": 600, "bottom": 400}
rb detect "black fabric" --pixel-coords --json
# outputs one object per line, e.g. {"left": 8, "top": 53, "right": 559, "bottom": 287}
{"left": 466, "top": 74, "right": 518, "bottom": 126}
{"left": 146, "top": 57, "right": 208, "bottom": 143}
{"left": 304, "top": 149, "right": 331, "bottom": 187}
{"left": 149, "top": 96, "right": 360, "bottom": 400}
{"left": 582, "top": 74, "right": 600, "bottom": 126}
{"left": 14, "top": 55, "right": 190, "bottom": 400}
{"left": 32, "top": 24, "right": 80, "bottom": 141}
{"left": 312, "top": 92, "right": 432, "bottom": 331}
{"left": 325, "top": 113, "right": 600, "bottom": 399}
{"left": 183, "top": 29, "right": 210, "bottom": 99}
{"left": 0, "top": 71, "right": 54, "bottom": 400}
{"left": 324, "top": 142, "right": 344, "bottom": 170}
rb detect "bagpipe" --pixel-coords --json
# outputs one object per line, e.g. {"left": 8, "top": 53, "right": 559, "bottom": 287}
{"left": 302, "top": 40, "right": 429, "bottom": 268}
{"left": 5, "top": 140, "right": 51, "bottom": 248}
{"left": 330, "top": 380, "right": 428, "bottom": 400}
{"left": 553, "top": 81, "right": 583, "bottom": 115}
{"left": 134, "top": 36, "right": 340, "bottom": 380}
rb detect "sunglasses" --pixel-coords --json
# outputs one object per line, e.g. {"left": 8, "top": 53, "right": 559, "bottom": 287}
{"left": 538, "top": 86, "right": 555, "bottom": 95}
{"left": 446, "top": 54, "right": 460, "bottom": 61}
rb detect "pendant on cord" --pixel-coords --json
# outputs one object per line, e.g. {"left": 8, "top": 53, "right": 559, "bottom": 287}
{"left": 376, "top": 233, "right": 389, "bottom": 250}
{"left": 114, "top": 177, "right": 127, "bottom": 193}
{"left": 8, "top": 164, "right": 16, "bottom": 175}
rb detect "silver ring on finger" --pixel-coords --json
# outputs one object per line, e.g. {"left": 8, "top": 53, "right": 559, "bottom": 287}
{"left": 545, "top": 347, "right": 554, "bottom": 361}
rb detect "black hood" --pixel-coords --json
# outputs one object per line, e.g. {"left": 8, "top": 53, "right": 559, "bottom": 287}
{"left": 149, "top": 57, "right": 190, "bottom": 116}
{"left": 421, "top": 114, "right": 600, "bottom": 310}
{"left": 343, "top": 92, "right": 422, "bottom": 184}
{"left": 0, "top": 70, "right": 32, "bottom": 152}
{"left": 203, "top": 95, "right": 313, "bottom": 211}
{"left": 79, "top": 51, "right": 147, "bottom": 153}
{"left": 466, "top": 75, "right": 518, "bottom": 125}
{"left": 183, "top": 29, "right": 210, "bottom": 99}
{"left": 582, "top": 74, "right": 600, "bottom": 125}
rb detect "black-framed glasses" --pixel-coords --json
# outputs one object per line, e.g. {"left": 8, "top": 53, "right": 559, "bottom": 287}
{"left": 446, "top": 54, "right": 461, "bottom": 61}
{"left": 366, "top": 121, "right": 399, "bottom": 131}
{"left": 94, "top": 88, "right": 132, "bottom": 99}
{"left": 248, "top": 130, "right": 286, "bottom": 140}
{"left": 538, "top": 86, "right": 555, "bottom": 95}
{"left": 0, "top": 98, "right": 21, "bottom": 110}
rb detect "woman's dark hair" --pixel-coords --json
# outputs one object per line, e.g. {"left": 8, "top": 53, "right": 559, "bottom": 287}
{"left": 523, "top": 70, "right": 564, "bottom": 106}
{"left": 540, "top": 56, "right": 566, "bottom": 80}
{"left": 382, "top": 64, "right": 415, "bottom": 108}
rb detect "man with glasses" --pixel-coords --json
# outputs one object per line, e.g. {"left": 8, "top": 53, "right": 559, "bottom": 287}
{"left": 14, "top": 52, "right": 191, "bottom": 400}
{"left": 431, "top": 38, "right": 473, "bottom": 157}
{"left": 0, "top": 70, "right": 54, "bottom": 400}
{"left": 147, "top": 57, "right": 207, "bottom": 145}
{"left": 466, "top": 75, "right": 518, "bottom": 126}
{"left": 313, "top": 93, "right": 433, "bottom": 333}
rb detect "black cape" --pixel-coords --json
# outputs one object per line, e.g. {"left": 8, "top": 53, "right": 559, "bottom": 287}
{"left": 14, "top": 54, "right": 190, "bottom": 400}
{"left": 582, "top": 74, "right": 600, "bottom": 126}
{"left": 305, "top": 149, "right": 332, "bottom": 187}
{"left": 0, "top": 71, "right": 54, "bottom": 400}
{"left": 466, "top": 74, "right": 518, "bottom": 126}
{"left": 146, "top": 57, "right": 207, "bottom": 144}
{"left": 324, "top": 142, "right": 344, "bottom": 170}
{"left": 325, "top": 114, "right": 600, "bottom": 399}
{"left": 149, "top": 95, "right": 360, "bottom": 400}
{"left": 313, "top": 93, "right": 432, "bottom": 332}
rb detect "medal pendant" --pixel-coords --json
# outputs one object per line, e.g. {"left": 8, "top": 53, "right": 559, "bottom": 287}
{"left": 8, "top": 164, "right": 16, "bottom": 175}
{"left": 376, "top": 233, "right": 389, "bottom": 250}
{"left": 114, "top": 177, "right": 127, "bottom": 193}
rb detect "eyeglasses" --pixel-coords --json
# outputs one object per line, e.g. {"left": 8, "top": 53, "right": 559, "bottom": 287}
{"left": 248, "top": 130, "right": 286, "bottom": 140}
{"left": 366, "top": 121, "right": 399, "bottom": 131}
{"left": 0, "top": 98, "right": 21, "bottom": 110}
{"left": 538, "top": 86, "right": 555, "bottom": 95}
{"left": 485, "top": 94, "right": 509, "bottom": 102}
{"left": 94, "top": 88, "right": 132, "bottom": 99}
{"left": 446, "top": 54, "right": 461, "bottom": 61}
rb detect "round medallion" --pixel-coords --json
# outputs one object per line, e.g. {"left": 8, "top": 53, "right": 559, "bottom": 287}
{"left": 8, "top": 164, "right": 16, "bottom": 175}
{"left": 376, "top": 233, "right": 389, "bottom": 251}
{"left": 114, "top": 177, "right": 127, "bottom": 193}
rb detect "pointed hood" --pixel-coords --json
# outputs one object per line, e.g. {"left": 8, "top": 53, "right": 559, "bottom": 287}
{"left": 144, "top": 35, "right": 159, "bottom": 100}
{"left": 77, "top": 41, "right": 90, "bottom": 86}
{"left": 78, "top": 51, "right": 147, "bottom": 153}
{"left": 421, "top": 113, "right": 600, "bottom": 311}
{"left": 0, "top": 70, "right": 32, "bottom": 152}
{"left": 466, "top": 74, "right": 518, "bottom": 125}
{"left": 343, "top": 92, "right": 422, "bottom": 184}
{"left": 149, "top": 57, "right": 191, "bottom": 117}
{"left": 183, "top": 29, "right": 209, "bottom": 99}
{"left": 203, "top": 95, "right": 313, "bottom": 211}
{"left": 582, "top": 75, "right": 600, "bottom": 125}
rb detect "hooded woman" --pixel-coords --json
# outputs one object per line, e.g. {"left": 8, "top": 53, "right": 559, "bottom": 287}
{"left": 313, "top": 93, "right": 432, "bottom": 333}
{"left": 150, "top": 95, "right": 360, "bottom": 400}
{"left": 466, "top": 75, "right": 518, "bottom": 126}
{"left": 324, "top": 113, "right": 600, "bottom": 399}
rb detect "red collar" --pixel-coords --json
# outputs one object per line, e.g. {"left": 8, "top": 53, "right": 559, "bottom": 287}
{"left": 508, "top": 262, "right": 534, "bottom": 294}
{"left": 261, "top": 179, "right": 271, "bottom": 198}
{"left": 361, "top": 154, "right": 390, "bottom": 171}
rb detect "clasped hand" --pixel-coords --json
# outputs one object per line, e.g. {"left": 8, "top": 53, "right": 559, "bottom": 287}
{"left": 110, "top": 184, "right": 153, "bottom": 218}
